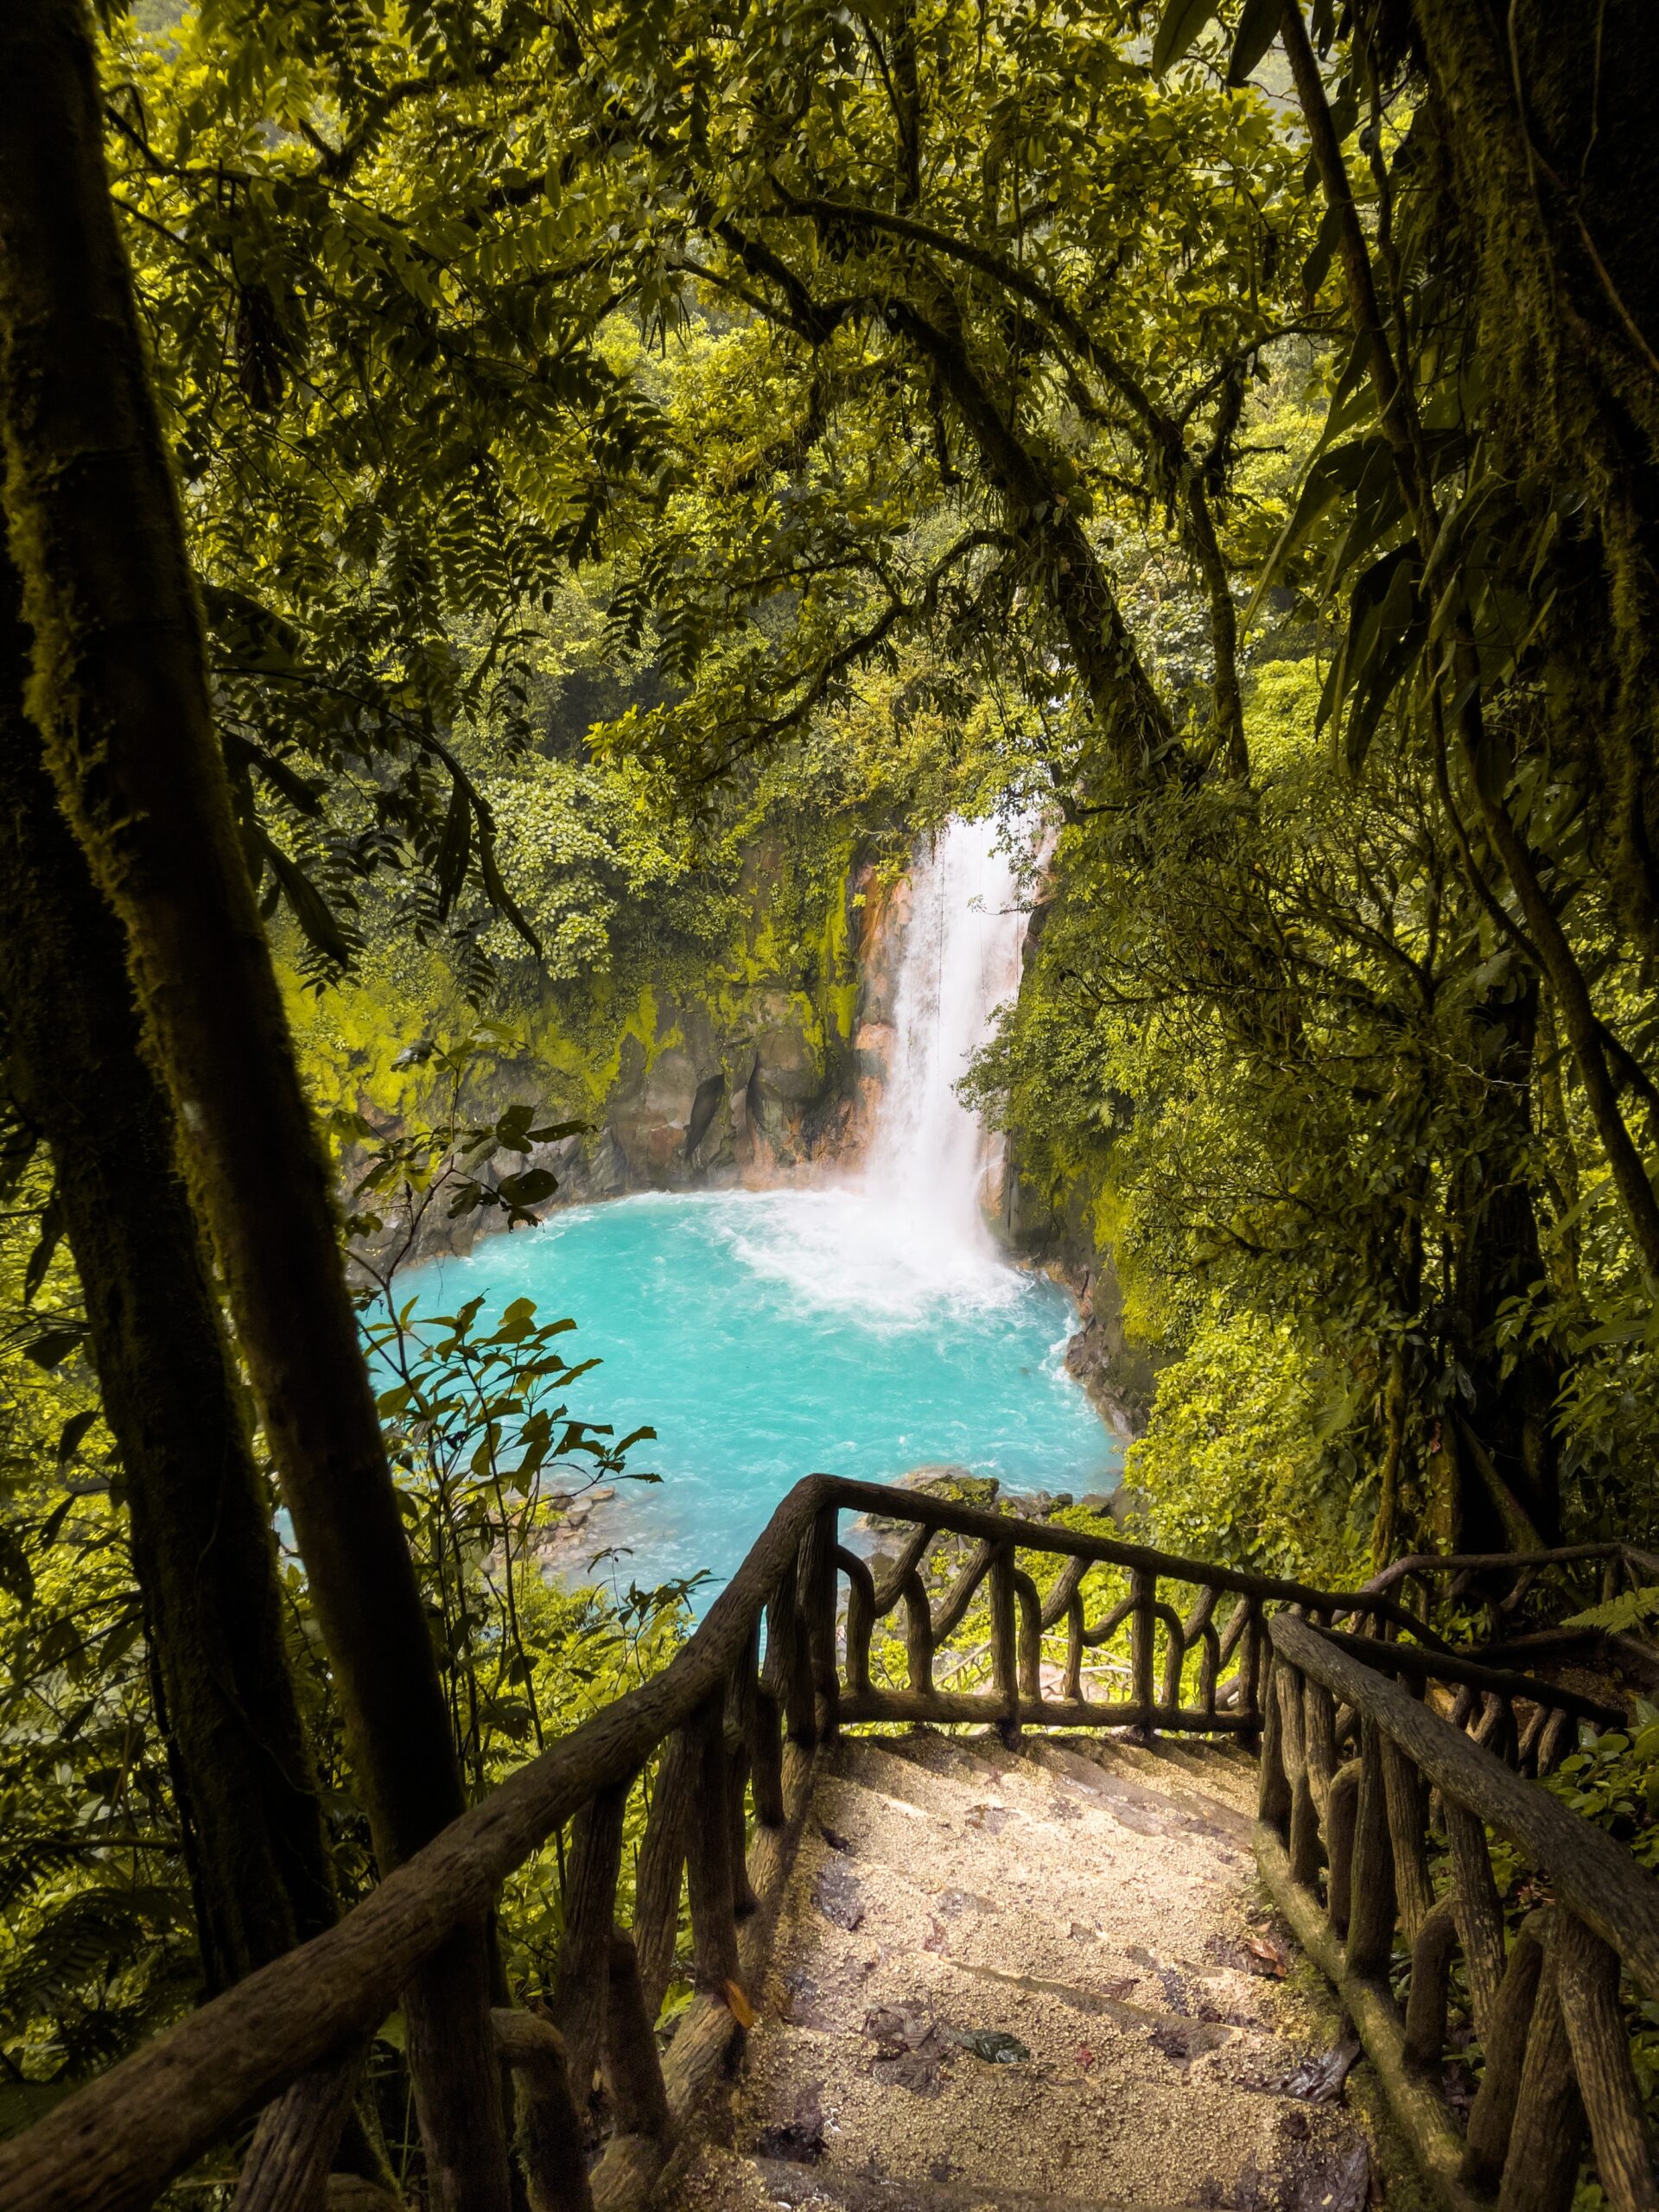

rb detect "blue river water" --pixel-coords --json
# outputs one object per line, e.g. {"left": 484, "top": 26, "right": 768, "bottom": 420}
{"left": 394, "top": 1187, "right": 1120, "bottom": 1603}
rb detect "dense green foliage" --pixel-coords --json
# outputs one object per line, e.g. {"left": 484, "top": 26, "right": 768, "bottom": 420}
{"left": 3, "top": 0, "right": 1659, "bottom": 2183}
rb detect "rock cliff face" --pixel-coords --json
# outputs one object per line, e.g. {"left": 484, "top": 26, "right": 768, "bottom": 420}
{"left": 353, "top": 841, "right": 913, "bottom": 1268}
{"left": 539, "top": 849, "right": 909, "bottom": 1206}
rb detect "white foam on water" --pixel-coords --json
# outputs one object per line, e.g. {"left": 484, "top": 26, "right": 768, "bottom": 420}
{"left": 723, "top": 816, "right": 1031, "bottom": 1325}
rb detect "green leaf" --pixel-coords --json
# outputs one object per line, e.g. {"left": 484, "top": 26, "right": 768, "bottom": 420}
{"left": 260, "top": 836, "right": 355, "bottom": 969}
{"left": 1564, "top": 1584, "right": 1659, "bottom": 1633}
{"left": 497, "top": 1167, "right": 557, "bottom": 1207}
{"left": 25, "top": 1326, "right": 83, "bottom": 1370}
{"left": 23, "top": 1185, "right": 64, "bottom": 1305}
{"left": 0, "top": 1523, "right": 34, "bottom": 1611}
{"left": 1300, "top": 200, "right": 1343, "bottom": 305}
{"left": 56, "top": 1409, "right": 99, "bottom": 1465}
{"left": 434, "top": 777, "right": 473, "bottom": 921}
{"left": 1152, "top": 0, "right": 1220, "bottom": 75}
{"left": 1226, "top": 0, "right": 1283, "bottom": 85}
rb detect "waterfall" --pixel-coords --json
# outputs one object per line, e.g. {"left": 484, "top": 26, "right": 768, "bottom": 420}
{"left": 864, "top": 817, "right": 1028, "bottom": 1263}
{"left": 721, "top": 813, "right": 1031, "bottom": 1319}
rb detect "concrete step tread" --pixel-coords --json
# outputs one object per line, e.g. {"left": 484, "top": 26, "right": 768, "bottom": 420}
{"left": 868, "top": 1727, "right": 1255, "bottom": 1839}
{"left": 748, "top": 2154, "right": 1224, "bottom": 2210}
{"left": 777, "top": 1830, "right": 1280, "bottom": 2050}
{"left": 721, "top": 2017, "right": 1362, "bottom": 2205}
{"left": 1021, "top": 1737, "right": 1255, "bottom": 1847}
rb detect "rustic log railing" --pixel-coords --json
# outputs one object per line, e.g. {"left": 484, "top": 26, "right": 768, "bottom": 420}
{"left": 0, "top": 1474, "right": 1650, "bottom": 2212}
{"left": 1257, "top": 1612, "right": 1658, "bottom": 2212}
{"left": 1364, "top": 1542, "right": 1659, "bottom": 1677}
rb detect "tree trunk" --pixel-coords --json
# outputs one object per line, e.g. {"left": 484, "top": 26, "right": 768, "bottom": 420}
{"left": 0, "top": 552, "right": 336, "bottom": 1991}
{"left": 0, "top": 5, "right": 510, "bottom": 2204}
{"left": 1447, "top": 981, "right": 1562, "bottom": 1550}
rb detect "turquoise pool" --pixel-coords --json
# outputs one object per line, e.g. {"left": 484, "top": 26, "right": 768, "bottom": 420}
{"left": 394, "top": 1187, "right": 1120, "bottom": 1602}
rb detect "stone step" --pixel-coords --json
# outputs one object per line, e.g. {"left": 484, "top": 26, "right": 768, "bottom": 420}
{"left": 868, "top": 1726, "right": 1255, "bottom": 1847}
{"left": 747, "top": 2152, "right": 1212, "bottom": 2209}
{"left": 783, "top": 1796, "right": 1282, "bottom": 2046}
{"left": 1020, "top": 1737, "right": 1254, "bottom": 1848}
{"left": 721, "top": 2017, "right": 1361, "bottom": 2208}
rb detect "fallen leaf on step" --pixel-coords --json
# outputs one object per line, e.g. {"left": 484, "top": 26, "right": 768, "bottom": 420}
{"left": 965, "top": 1802, "right": 1014, "bottom": 1835}
{"left": 863, "top": 2004, "right": 932, "bottom": 2050}
{"left": 1281, "top": 2030, "right": 1361, "bottom": 2102}
{"left": 1076, "top": 2044, "right": 1096, "bottom": 2069}
{"left": 721, "top": 1980, "right": 755, "bottom": 2028}
{"left": 947, "top": 2025, "right": 1030, "bottom": 2065}
{"left": 1243, "top": 1932, "right": 1289, "bottom": 1979}
{"left": 862, "top": 2005, "right": 950, "bottom": 2095}
{"left": 813, "top": 1861, "right": 865, "bottom": 1931}
{"left": 1287, "top": 2134, "right": 1370, "bottom": 2212}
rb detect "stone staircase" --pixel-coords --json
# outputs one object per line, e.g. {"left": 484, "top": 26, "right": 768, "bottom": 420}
{"left": 662, "top": 1729, "right": 1370, "bottom": 2212}
{"left": 18, "top": 1483, "right": 1650, "bottom": 2212}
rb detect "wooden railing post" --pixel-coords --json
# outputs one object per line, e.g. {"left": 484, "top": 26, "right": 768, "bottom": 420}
{"left": 1257, "top": 1653, "right": 1292, "bottom": 1833}
{"left": 726, "top": 1739, "right": 760, "bottom": 1923}
{"left": 602, "top": 1929, "right": 671, "bottom": 2147}
{"left": 683, "top": 1693, "right": 741, "bottom": 1996}
{"left": 1287, "top": 1677, "right": 1324, "bottom": 1896}
{"left": 801, "top": 1507, "right": 840, "bottom": 1743}
{"left": 1462, "top": 1912, "right": 1548, "bottom": 2190}
{"left": 1343, "top": 1719, "right": 1396, "bottom": 1980}
{"left": 1495, "top": 1936, "right": 1586, "bottom": 2212}
{"left": 989, "top": 1547, "right": 1019, "bottom": 1738}
{"left": 550, "top": 1781, "right": 628, "bottom": 2110}
{"left": 903, "top": 1570, "right": 936, "bottom": 1698}
{"left": 1063, "top": 1587, "right": 1085, "bottom": 1704}
{"left": 1446, "top": 1800, "right": 1509, "bottom": 2041}
{"left": 1129, "top": 1569, "right": 1157, "bottom": 1735}
{"left": 1554, "top": 1912, "right": 1659, "bottom": 2212}
{"left": 837, "top": 1547, "right": 876, "bottom": 1699}
{"left": 1238, "top": 1597, "right": 1264, "bottom": 1744}
{"left": 405, "top": 1928, "right": 515, "bottom": 2212}
{"left": 723, "top": 1643, "right": 760, "bottom": 1921}
{"left": 749, "top": 1669, "right": 785, "bottom": 1834}
{"left": 492, "top": 2011, "right": 594, "bottom": 2212}
{"left": 1303, "top": 1678, "right": 1338, "bottom": 1821}
{"left": 632, "top": 1732, "right": 691, "bottom": 2024}
{"left": 1381, "top": 1732, "right": 1434, "bottom": 1942}
{"left": 232, "top": 2047, "right": 363, "bottom": 2212}
{"left": 765, "top": 1560, "right": 815, "bottom": 1749}
{"left": 1325, "top": 1759, "right": 1362, "bottom": 1936}
{"left": 1401, "top": 1892, "right": 1460, "bottom": 2072}
{"left": 1013, "top": 1566, "right": 1043, "bottom": 1707}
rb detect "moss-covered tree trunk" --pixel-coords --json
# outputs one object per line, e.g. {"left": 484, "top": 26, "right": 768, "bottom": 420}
{"left": 0, "top": 553, "right": 337, "bottom": 1991}
{"left": 1411, "top": 0, "right": 1659, "bottom": 963}
{"left": 1446, "top": 984, "right": 1562, "bottom": 1553}
{"left": 0, "top": 5, "right": 510, "bottom": 2203}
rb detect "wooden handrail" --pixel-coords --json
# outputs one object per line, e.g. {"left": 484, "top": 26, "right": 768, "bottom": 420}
{"left": 0, "top": 1478, "right": 828, "bottom": 2212}
{"left": 1262, "top": 1611, "right": 1659, "bottom": 2212}
{"left": 831, "top": 1474, "right": 1446, "bottom": 1635}
{"left": 1270, "top": 1614, "right": 1659, "bottom": 1994}
{"left": 1364, "top": 1545, "right": 1630, "bottom": 1592}
{"left": 2, "top": 1474, "right": 1649, "bottom": 2212}
{"left": 1305, "top": 1624, "right": 1625, "bottom": 1729}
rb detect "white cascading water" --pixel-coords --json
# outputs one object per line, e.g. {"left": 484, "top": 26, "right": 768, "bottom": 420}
{"left": 727, "top": 815, "right": 1031, "bottom": 1320}
{"left": 863, "top": 816, "right": 1027, "bottom": 1268}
